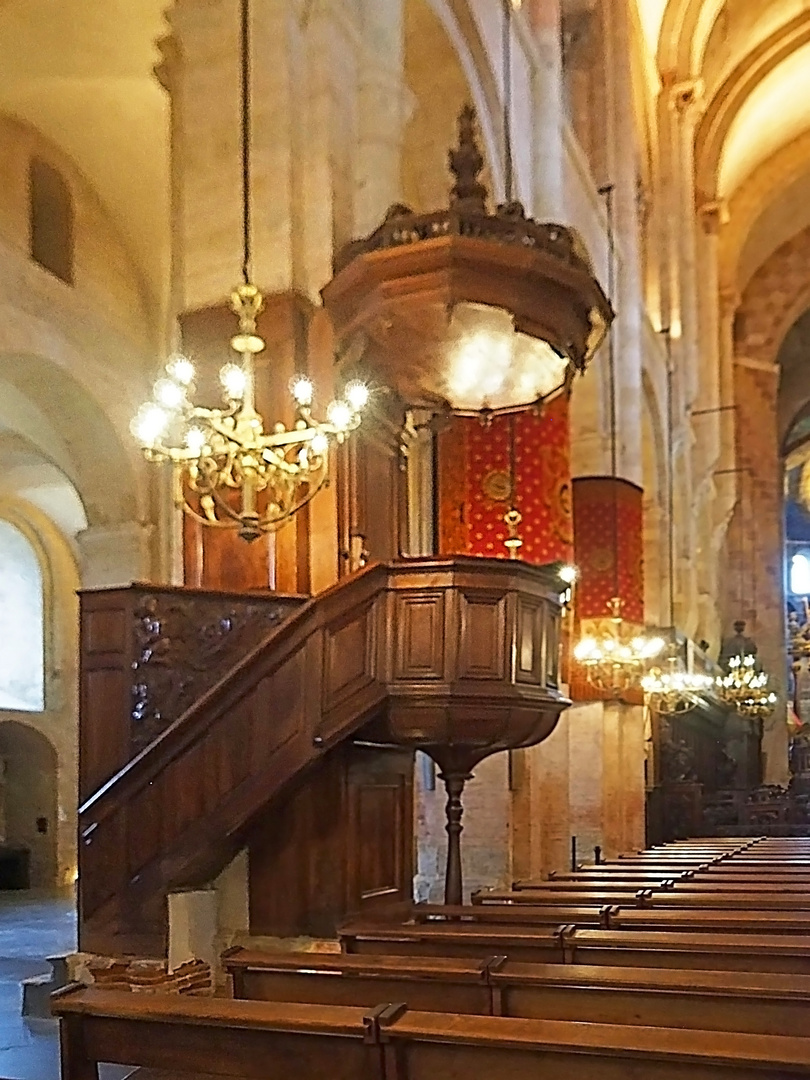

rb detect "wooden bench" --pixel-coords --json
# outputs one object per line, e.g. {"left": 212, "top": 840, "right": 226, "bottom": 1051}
{"left": 224, "top": 946, "right": 810, "bottom": 1036}
{"left": 339, "top": 920, "right": 810, "bottom": 972}
{"left": 409, "top": 901, "right": 810, "bottom": 935}
{"left": 475, "top": 886, "right": 810, "bottom": 910}
{"left": 52, "top": 982, "right": 810, "bottom": 1080}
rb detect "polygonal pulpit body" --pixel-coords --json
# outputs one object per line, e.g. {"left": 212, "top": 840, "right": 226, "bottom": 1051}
{"left": 323, "top": 105, "right": 612, "bottom": 418}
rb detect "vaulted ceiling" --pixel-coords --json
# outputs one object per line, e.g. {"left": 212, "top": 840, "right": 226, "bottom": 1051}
{"left": 0, "top": 0, "right": 170, "bottom": 304}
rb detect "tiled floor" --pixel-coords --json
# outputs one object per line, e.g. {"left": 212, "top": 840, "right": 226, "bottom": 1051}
{"left": 0, "top": 890, "right": 132, "bottom": 1080}
{"left": 0, "top": 890, "right": 75, "bottom": 1080}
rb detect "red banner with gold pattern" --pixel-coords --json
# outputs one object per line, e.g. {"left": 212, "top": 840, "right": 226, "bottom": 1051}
{"left": 437, "top": 396, "right": 572, "bottom": 565}
{"left": 569, "top": 476, "right": 645, "bottom": 703}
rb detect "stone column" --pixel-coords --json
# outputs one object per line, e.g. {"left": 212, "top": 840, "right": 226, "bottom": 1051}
{"left": 76, "top": 522, "right": 152, "bottom": 588}
{"left": 566, "top": 700, "right": 645, "bottom": 859}
{"left": 510, "top": 719, "right": 571, "bottom": 880}
{"left": 525, "top": 0, "right": 564, "bottom": 216}
{"left": 354, "top": 0, "right": 412, "bottom": 235}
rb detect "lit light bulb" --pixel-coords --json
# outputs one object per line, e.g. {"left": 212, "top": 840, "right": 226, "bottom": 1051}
{"left": 131, "top": 404, "right": 169, "bottom": 447}
{"left": 311, "top": 431, "right": 329, "bottom": 455}
{"left": 290, "top": 376, "right": 314, "bottom": 407}
{"left": 167, "top": 356, "right": 195, "bottom": 386}
{"left": 154, "top": 377, "right": 186, "bottom": 411}
{"left": 344, "top": 380, "right": 369, "bottom": 412}
{"left": 220, "top": 363, "right": 247, "bottom": 399}
{"left": 573, "top": 638, "right": 597, "bottom": 662}
{"left": 558, "top": 564, "right": 578, "bottom": 584}
{"left": 645, "top": 637, "right": 665, "bottom": 658}
{"left": 185, "top": 427, "right": 207, "bottom": 455}
{"left": 327, "top": 400, "right": 353, "bottom": 431}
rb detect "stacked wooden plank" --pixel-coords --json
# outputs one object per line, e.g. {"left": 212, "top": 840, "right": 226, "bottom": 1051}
{"left": 55, "top": 837, "right": 810, "bottom": 1078}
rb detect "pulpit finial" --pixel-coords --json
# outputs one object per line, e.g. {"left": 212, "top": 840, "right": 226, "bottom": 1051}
{"left": 449, "top": 105, "right": 487, "bottom": 211}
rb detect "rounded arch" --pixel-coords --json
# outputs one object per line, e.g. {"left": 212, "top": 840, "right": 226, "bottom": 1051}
{"left": 0, "top": 720, "right": 58, "bottom": 887}
{"left": 0, "top": 517, "right": 45, "bottom": 713}
{"left": 694, "top": 14, "right": 810, "bottom": 201}
{"left": 735, "top": 225, "right": 810, "bottom": 369}
{"left": 0, "top": 495, "right": 80, "bottom": 887}
{"left": 0, "top": 351, "right": 139, "bottom": 527}
{"left": 658, "top": 0, "right": 724, "bottom": 79}
{"left": 720, "top": 130, "right": 810, "bottom": 293}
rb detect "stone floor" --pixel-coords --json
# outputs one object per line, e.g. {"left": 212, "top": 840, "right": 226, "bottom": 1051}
{"left": 0, "top": 890, "right": 132, "bottom": 1080}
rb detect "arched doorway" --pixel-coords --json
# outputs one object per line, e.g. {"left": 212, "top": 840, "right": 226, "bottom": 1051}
{"left": 0, "top": 722, "right": 57, "bottom": 889}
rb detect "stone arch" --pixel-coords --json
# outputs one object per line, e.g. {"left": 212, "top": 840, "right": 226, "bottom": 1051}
{"left": 0, "top": 351, "right": 140, "bottom": 529}
{"left": 694, "top": 13, "right": 810, "bottom": 201}
{"left": 0, "top": 518, "right": 45, "bottom": 714}
{"left": 0, "top": 496, "right": 80, "bottom": 886}
{"left": 658, "top": 0, "right": 724, "bottom": 79}
{"left": 721, "top": 131, "right": 810, "bottom": 292}
{"left": 0, "top": 721, "right": 58, "bottom": 887}
{"left": 735, "top": 226, "right": 810, "bottom": 368}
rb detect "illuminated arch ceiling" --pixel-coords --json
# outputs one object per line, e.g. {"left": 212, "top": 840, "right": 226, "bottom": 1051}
{"left": 719, "top": 39, "right": 810, "bottom": 200}
{"left": 0, "top": 0, "right": 169, "bottom": 303}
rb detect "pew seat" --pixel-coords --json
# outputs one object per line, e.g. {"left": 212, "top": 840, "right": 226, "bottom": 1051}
{"left": 474, "top": 887, "right": 810, "bottom": 910}
{"left": 224, "top": 946, "right": 810, "bottom": 1036}
{"left": 339, "top": 920, "right": 810, "bottom": 972}
{"left": 409, "top": 901, "right": 810, "bottom": 934}
{"left": 52, "top": 984, "right": 810, "bottom": 1080}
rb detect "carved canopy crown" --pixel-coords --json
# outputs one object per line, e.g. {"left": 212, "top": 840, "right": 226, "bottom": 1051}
{"left": 324, "top": 107, "right": 612, "bottom": 417}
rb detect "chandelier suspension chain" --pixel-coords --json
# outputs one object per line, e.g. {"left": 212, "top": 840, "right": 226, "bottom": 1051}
{"left": 240, "top": 0, "right": 252, "bottom": 286}
{"left": 502, "top": 0, "right": 514, "bottom": 202}
{"left": 664, "top": 327, "right": 676, "bottom": 629}
{"left": 599, "top": 183, "right": 620, "bottom": 602}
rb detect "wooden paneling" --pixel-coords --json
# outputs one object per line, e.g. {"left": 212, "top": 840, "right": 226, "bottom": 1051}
{"left": 248, "top": 744, "right": 413, "bottom": 937}
{"left": 458, "top": 592, "right": 507, "bottom": 680}
{"left": 393, "top": 592, "right": 446, "bottom": 682}
{"left": 516, "top": 596, "right": 544, "bottom": 685}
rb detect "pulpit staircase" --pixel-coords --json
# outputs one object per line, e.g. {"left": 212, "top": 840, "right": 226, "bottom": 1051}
{"left": 78, "top": 558, "right": 567, "bottom": 955}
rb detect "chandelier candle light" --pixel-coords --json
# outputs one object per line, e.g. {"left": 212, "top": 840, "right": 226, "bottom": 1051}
{"left": 132, "top": 0, "right": 368, "bottom": 541}
{"left": 717, "top": 654, "right": 777, "bottom": 720}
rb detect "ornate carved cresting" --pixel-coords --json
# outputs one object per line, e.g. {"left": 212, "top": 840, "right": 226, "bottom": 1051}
{"left": 131, "top": 592, "right": 305, "bottom": 751}
{"left": 331, "top": 107, "right": 600, "bottom": 314}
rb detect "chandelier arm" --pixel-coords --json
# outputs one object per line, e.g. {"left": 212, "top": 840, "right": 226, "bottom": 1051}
{"left": 256, "top": 465, "right": 330, "bottom": 531}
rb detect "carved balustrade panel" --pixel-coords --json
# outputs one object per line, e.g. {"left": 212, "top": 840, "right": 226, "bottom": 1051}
{"left": 130, "top": 590, "right": 306, "bottom": 752}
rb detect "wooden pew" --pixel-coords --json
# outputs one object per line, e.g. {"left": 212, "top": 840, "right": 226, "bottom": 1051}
{"left": 52, "top": 982, "right": 810, "bottom": 1080}
{"left": 474, "top": 887, "right": 810, "bottom": 910}
{"left": 339, "top": 920, "right": 810, "bottom": 973}
{"left": 409, "top": 901, "right": 810, "bottom": 935}
{"left": 521, "top": 875, "right": 810, "bottom": 894}
{"left": 224, "top": 946, "right": 810, "bottom": 1036}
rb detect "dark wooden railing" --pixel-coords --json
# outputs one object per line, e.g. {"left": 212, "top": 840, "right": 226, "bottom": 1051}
{"left": 79, "top": 583, "right": 306, "bottom": 799}
{"left": 78, "top": 558, "right": 566, "bottom": 955}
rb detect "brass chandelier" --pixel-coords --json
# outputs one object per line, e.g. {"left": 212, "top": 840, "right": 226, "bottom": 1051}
{"left": 574, "top": 597, "right": 665, "bottom": 697}
{"left": 132, "top": 0, "right": 367, "bottom": 542}
{"left": 716, "top": 654, "right": 777, "bottom": 720}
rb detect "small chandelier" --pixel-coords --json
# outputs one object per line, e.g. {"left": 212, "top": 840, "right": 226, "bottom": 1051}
{"left": 716, "top": 654, "right": 777, "bottom": 720}
{"left": 131, "top": 0, "right": 367, "bottom": 542}
{"left": 643, "top": 652, "right": 713, "bottom": 716}
{"left": 574, "top": 597, "right": 665, "bottom": 698}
